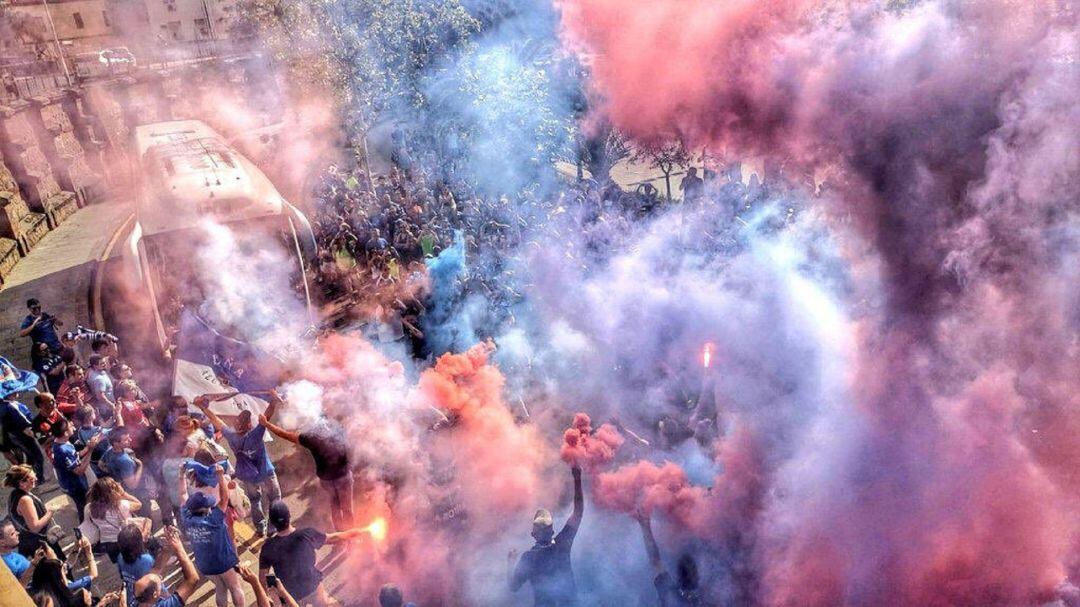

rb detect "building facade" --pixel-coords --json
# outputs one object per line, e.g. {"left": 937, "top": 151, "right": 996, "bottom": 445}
{"left": 143, "top": 0, "right": 234, "bottom": 42}
{"left": 4, "top": 0, "right": 117, "bottom": 55}
{"left": 2, "top": 0, "right": 242, "bottom": 65}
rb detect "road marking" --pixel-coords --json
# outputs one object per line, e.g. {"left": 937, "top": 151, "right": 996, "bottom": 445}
{"left": 91, "top": 212, "right": 135, "bottom": 330}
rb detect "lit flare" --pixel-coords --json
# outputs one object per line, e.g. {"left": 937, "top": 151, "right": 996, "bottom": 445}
{"left": 362, "top": 517, "right": 389, "bottom": 542}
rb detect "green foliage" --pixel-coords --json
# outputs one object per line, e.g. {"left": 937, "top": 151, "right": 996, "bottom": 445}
{"left": 242, "top": 0, "right": 581, "bottom": 192}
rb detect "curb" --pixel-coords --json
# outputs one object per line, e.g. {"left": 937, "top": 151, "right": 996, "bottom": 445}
{"left": 89, "top": 212, "right": 135, "bottom": 331}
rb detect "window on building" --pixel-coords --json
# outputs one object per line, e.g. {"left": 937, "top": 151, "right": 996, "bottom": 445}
{"left": 73, "top": 12, "right": 85, "bottom": 29}
{"left": 102, "top": 10, "right": 110, "bottom": 27}
{"left": 164, "top": 21, "right": 182, "bottom": 40}
{"left": 164, "top": 0, "right": 176, "bottom": 11}
{"left": 195, "top": 18, "right": 211, "bottom": 39}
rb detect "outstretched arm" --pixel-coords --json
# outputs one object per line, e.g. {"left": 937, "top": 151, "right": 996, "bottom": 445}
{"left": 237, "top": 565, "right": 270, "bottom": 607}
{"left": 325, "top": 527, "right": 365, "bottom": 545}
{"left": 637, "top": 513, "right": 665, "bottom": 576}
{"left": 260, "top": 415, "right": 300, "bottom": 444}
{"left": 263, "top": 389, "right": 282, "bottom": 421}
{"left": 194, "top": 396, "right": 227, "bottom": 433}
{"left": 567, "top": 466, "right": 584, "bottom": 530}
{"left": 165, "top": 526, "right": 201, "bottom": 602}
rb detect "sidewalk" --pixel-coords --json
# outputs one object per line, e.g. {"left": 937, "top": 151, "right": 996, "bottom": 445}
{"left": 0, "top": 201, "right": 133, "bottom": 369}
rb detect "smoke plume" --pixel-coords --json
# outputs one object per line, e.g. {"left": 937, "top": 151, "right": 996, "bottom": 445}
{"left": 558, "top": 0, "right": 1080, "bottom": 604}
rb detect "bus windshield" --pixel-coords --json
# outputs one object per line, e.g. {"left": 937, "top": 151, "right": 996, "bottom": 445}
{"left": 143, "top": 215, "right": 312, "bottom": 356}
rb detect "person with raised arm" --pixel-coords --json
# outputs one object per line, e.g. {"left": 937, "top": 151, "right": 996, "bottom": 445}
{"left": 179, "top": 464, "right": 244, "bottom": 607}
{"left": 260, "top": 404, "right": 353, "bottom": 531}
{"left": 194, "top": 392, "right": 282, "bottom": 538}
{"left": 133, "top": 526, "right": 200, "bottom": 607}
{"left": 636, "top": 512, "right": 706, "bottom": 606}
{"left": 259, "top": 500, "right": 368, "bottom": 607}
{"left": 509, "top": 466, "right": 584, "bottom": 607}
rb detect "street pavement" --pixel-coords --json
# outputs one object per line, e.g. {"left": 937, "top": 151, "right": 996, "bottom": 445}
{"left": 0, "top": 201, "right": 134, "bottom": 369}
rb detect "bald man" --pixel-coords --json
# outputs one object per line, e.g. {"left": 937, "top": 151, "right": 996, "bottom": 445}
{"left": 133, "top": 526, "right": 200, "bottom": 607}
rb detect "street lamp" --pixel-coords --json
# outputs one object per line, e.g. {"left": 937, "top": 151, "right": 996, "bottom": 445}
{"left": 39, "top": 0, "right": 73, "bottom": 85}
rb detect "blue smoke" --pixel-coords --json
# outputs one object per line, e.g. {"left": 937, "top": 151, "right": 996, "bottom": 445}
{"left": 422, "top": 230, "right": 476, "bottom": 356}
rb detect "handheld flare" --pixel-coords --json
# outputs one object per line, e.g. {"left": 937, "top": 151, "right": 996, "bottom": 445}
{"left": 362, "top": 517, "right": 389, "bottom": 542}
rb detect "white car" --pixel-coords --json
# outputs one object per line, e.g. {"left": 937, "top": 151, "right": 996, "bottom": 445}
{"left": 99, "top": 48, "right": 137, "bottom": 67}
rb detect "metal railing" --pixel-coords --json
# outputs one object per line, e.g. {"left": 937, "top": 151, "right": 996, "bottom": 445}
{"left": 1, "top": 71, "right": 70, "bottom": 104}
{"left": 0, "top": 39, "right": 261, "bottom": 104}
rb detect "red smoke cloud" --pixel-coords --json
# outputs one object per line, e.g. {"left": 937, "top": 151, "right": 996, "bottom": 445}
{"left": 560, "top": 412, "right": 624, "bottom": 471}
{"left": 595, "top": 460, "right": 708, "bottom": 530}
{"left": 416, "top": 342, "right": 554, "bottom": 516}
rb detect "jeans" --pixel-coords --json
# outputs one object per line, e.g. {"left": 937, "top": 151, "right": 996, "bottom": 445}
{"left": 65, "top": 485, "right": 88, "bottom": 523}
{"left": 320, "top": 471, "right": 354, "bottom": 531}
{"left": 241, "top": 472, "right": 282, "bottom": 533}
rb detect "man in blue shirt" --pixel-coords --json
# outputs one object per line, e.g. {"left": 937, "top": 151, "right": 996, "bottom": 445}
{"left": 87, "top": 354, "right": 116, "bottom": 415}
{"left": 133, "top": 526, "right": 201, "bottom": 607}
{"left": 50, "top": 418, "right": 100, "bottom": 522}
{"left": 181, "top": 465, "right": 244, "bottom": 607}
{"left": 1, "top": 516, "right": 44, "bottom": 586}
{"left": 102, "top": 427, "right": 143, "bottom": 490}
{"left": 19, "top": 298, "right": 63, "bottom": 353}
{"left": 71, "top": 405, "right": 110, "bottom": 478}
{"left": 195, "top": 393, "right": 282, "bottom": 537}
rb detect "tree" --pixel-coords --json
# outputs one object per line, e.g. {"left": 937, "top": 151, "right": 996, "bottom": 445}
{"left": 633, "top": 142, "right": 693, "bottom": 201}
{"left": 582, "top": 121, "right": 631, "bottom": 183}
{"left": 234, "top": 0, "right": 582, "bottom": 194}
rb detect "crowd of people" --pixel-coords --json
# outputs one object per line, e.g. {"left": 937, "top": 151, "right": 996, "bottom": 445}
{"left": 1, "top": 298, "right": 416, "bottom": 607}
{"left": 307, "top": 148, "right": 811, "bottom": 362}
{"left": 0, "top": 136, "right": 818, "bottom": 606}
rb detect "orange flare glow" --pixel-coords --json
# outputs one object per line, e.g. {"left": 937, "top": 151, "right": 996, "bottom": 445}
{"left": 363, "top": 517, "right": 389, "bottom": 542}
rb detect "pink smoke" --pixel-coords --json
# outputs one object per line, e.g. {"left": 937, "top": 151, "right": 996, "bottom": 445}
{"left": 416, "top": 342, "right": 554, "bottom": 516}
{"left": 595, "top": 460, "right": 709, "bottom": 530}
{"left": 560, "top": 1, "right": 1079, "bottom": 604}
{"left": 560, "top": 412, "right": 624, "bottom": 471}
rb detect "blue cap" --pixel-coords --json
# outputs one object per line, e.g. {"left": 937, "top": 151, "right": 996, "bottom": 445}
{"left": 185, "top": 491, "right": 217, "bottom": 512}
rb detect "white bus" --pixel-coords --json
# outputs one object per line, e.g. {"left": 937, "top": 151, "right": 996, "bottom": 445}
{"left": 122, "top": 119, "right": 316, "bottom": 351}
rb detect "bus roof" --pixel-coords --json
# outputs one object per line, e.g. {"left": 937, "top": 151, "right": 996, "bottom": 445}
{"left": 134, "top": 120, "right": 284, "bottom": 236}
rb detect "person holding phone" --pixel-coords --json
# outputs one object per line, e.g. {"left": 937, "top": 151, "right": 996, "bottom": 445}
{"left": 1, "top": 516, "right": 45, "bottom": 586}
{"left": 117, "top": 523, "right": 167, "bottom": 607}
{"left": 28, "top": 536, "right": 97, "bottom": 607}
{"left": 259, "top": 500, "right": 368, "bottom": 607}
{"left": 51, "top": 418, "right": 100, "bottom": 523}
{"left": 133, "top": 526, "right": 200, "bottom": 607}
{"left": 20, "top": 298, "right": 64, "bottom": 353}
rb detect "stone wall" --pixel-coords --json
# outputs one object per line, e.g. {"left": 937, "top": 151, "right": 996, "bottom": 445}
{"left": 0, "top": 57, "right": 289, "bottom": 285}
{"left": 0, "top": 104, "right": 60, "bottom": 254}
{"left": 0, "top": 160, "right": 38, "bottom": 279}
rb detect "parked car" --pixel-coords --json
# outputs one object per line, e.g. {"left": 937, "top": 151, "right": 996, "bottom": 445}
{"left": 72, "top": 47, "right": 136, "bottom": 78}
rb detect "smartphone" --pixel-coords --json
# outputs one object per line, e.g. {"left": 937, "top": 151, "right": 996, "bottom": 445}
{"left": 266, "top": 574, "right": 278, "bottom": 588}
{"left": 74, "top": 528, "right": 83, "bottom": 542}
